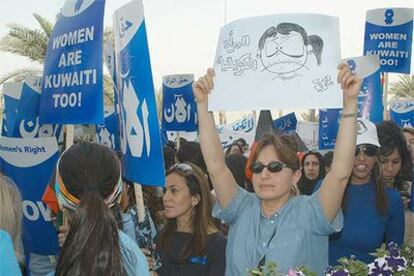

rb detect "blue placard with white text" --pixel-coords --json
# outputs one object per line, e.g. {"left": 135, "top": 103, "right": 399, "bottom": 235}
{"left": 96, "top": 106, "right": 120, "bottom": 151}
{"left": 364, "top": 8, "right": 413, "bottom": 74}
{"left": 39, "top": 0, "right": 105, "bottom": 124}
{"left": 389, "top": 99, "right": 414, "bottom": 128}
{"left": 273, "top": 112, "right": 297, "bottom": 135}
{"left": 0, "top": 137, "right": 59, "bottom": 256}
{"left": 114, "top": 0, "right": 165, "bottom": 186}
{"left": 162, "top": 74, "right": 197, "bottom": 131}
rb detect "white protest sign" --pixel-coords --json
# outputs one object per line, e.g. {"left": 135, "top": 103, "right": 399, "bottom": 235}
{"left": 210, "top": 13, "right": 342, "bottom": 111}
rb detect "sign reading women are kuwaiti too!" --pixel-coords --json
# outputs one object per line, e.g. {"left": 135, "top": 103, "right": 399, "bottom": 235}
{"left": 113, "top": 0, "right": 165, "bottom": 186}
{"left": 39, "top": 0, "right": 105, "bottom": 124}
{"left": 364, "top": 8, "right": 413, "bottom": 74}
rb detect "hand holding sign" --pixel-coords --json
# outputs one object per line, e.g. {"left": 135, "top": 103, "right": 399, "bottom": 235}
{"left": 337, "top": 63, "right": 362, "bottom": 105}
{"left": 192, "top": 68, "right": 215, "bottom": 110}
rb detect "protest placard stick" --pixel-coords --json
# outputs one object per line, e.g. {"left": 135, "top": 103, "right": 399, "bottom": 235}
{"left": 382, "top": 73, "right": 389, "bottom": 120}
{"left": 134, "top": 183, "right": 146, "bottom": 222}
{"left": 176, "top": 131, "right": 181, "bottom": 150}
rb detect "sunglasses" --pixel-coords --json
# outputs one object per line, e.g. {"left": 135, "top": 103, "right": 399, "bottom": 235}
{"left": 167, "top": 163, "right": 194, "bottom": 175}
{"left": 355, "top": 145, "right": 378, "bottom": 157}
{"left": 250, "top": 161, "right": 287, "bottom": 174}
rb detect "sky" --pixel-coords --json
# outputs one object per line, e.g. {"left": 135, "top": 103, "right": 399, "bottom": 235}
{"left": 0, "top": 0, "right": 413, "bottom": 122}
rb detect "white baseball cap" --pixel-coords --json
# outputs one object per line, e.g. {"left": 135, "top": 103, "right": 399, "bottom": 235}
{"left": 356, "top": 118, "right": 380, "bottom": 147}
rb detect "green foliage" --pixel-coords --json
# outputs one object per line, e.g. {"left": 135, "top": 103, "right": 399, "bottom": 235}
{"left": 390, "top": 75, "right": 414, "bottom": 99}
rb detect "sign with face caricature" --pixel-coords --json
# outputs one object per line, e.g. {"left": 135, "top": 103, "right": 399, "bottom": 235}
{"left": 162, "top": 74, "right": 197, "bottom": 131}
{"left": 114, "top": 0, "right": 165, "bottom": 186}
{"left": 210, "top": 14, "right": 341, "bottom": 111}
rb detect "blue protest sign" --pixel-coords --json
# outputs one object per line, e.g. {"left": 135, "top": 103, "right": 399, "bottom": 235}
{"left": 273, "top": 112, "right": 297, "bottom": 135}
{"left": 344, "top": 56, "right": 383, "bottom": 123}
{"left": 162, "top": 74, "right": 197, "bottom": 131}
{"left": 364, "top": 8, "right": 413, "bottom": 74}
{"left": 0, "top": 137, "right": 59, "bottom": 256}
{"left": 2, "top": 82, "right": 23, "bottom": 136}
{"left": 96, "top": 106, "right": 120, "bottom": 151}
{"left": 39, "top": 0, "right": 105, "bottom": 124}
{"left": 389, "top": 99, "right": 414, "bottom": 128}
{"left": 114, "top": 0, "right": 165, "bottom": 186}
{"left": 318, "top": 108, "right": 341, "bottom": 150}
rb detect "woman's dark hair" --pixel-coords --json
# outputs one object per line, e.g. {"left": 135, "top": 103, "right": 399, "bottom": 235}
{"left": 297, "top": 151, "right": 325, "bottom": 195}
{"left": 56, "top": 142, "right": 123, "bottom": 276}
{"left": 225, "top": 142, "right": 244, "bottom": 156}
{"left": 163, "top": 145, "right": 176, "bottom": 171}
{"left": 377, "top": 121, "right": 413, "bottom": 189}
{"left": 258, "top": 22, "right": 324, "bottom": 65}
{"left": 323, "top": 151, "right": 334, "bottom": 169}
{"left": 159, "top": 162, "right": 217, "bottom": 261}
{"left": 225, "top": 153, "right": 248, "bottom": 188}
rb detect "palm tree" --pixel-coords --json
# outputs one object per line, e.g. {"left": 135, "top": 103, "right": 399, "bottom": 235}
{"left": 389, "top": 75, "right": 414, "bottom": 99}
{"left": 301, "top": 109, "right": 319, "bottom": 122}
{"left": 0, "top": 14, "right": 114, "bottom": 104}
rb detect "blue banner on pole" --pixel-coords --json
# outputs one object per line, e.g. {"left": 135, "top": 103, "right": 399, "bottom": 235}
{"left": 162, "top": 74, "right": 197, "bottom": 131}
{"left": 389, "top": 99, "right": 414, "bottom": 128}
{"left": 273, "top": 112, "right": 297, "bottom": 135}
{"left": 2, "top": 82, "right": 23, "bottom": 136}
{"left": 0, "top": 137, "right": 59, "bottom": 256}
{"left": 114, "top": 0, "right": 165, "bottom": 186}
{"left": 318, "top": 108, "right": 341, "bottom": 150}
{"left": 96, "top": 106, "right": 120, "bottom": 151}
{"left": 364, "top": 8, "right": 413, "bottom": 74}
{"left": 39, "top": 0, "right": 105, "bottom": 124}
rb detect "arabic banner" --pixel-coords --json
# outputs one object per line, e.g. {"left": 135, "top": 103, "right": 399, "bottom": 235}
{"left": 389, "top": 99, "right": 414, "bottom": 128}
{"left": 318, "top": 108, "right": 341, "bottom": 150}
{"left": 273, "top": 112, "right": 297, "bottom": 134}
{"left": 162, "top": 74, "right": 197, "bottom": 131}
{"left": 210, "top": 14, "right": 342, "bottom": 111}
{"left": 96, "top": 106, "right": 120, "bottom": 151}
{"left": 39, "top": 0, "right": 105, "bottom": 124}
{"left": 217, "top": 115, "right": 256, "bottom": 149}
{"left": 364, "top": 8, "right": 413, "bottom": 74}
{"left": 0, "top": 137, "right": 59, "bottom": 256}
{"left": 2, "top": 82, "right": 22, "bottom": 136}
{"left": 114, "top": 0, "right": 165, "bottom": 186}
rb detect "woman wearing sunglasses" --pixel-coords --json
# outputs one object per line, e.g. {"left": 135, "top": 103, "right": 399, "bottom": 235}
{"left": 155, "top": 162, "right": 226, "bottom": 276}
{"left": 193, "top": 63, "right": 360, "bottom": 275}
{"left": 377, "top": 121, "right": 413, "bottom": 245}
{"left": 325, "top": 119, "right": 405, "bottom": 265}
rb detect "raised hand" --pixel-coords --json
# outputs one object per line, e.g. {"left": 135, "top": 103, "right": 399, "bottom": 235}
{"left": 192, "top": 68, "right": 215, "bottom": 107}
{"left": 337, "top": 63, "right": 362, "bottom": 104}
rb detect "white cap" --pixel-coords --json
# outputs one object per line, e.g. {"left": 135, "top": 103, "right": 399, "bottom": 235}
{"left": 356, "top": 118, "right": 380, "bottom": 147}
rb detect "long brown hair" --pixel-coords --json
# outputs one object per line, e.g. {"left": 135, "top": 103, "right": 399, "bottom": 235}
{"left": 158, "top": 162, "right": 217, "bottom": 261}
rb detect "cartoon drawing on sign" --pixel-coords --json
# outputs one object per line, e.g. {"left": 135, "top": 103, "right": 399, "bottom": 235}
{"left": 384, "top": 9, "right": 394, "bottom": 25}
{"left": 258, "top": 23, "right": 324, "bottom": 80}
{"left": 74, "top": 0, "right": 84, "bottom": 13}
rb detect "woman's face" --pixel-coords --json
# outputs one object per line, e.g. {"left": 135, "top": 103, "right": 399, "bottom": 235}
{"left": 252, "top": 145, "right": 299, "bottom": 202}
{"left": 303, "top": 154, "right": 320, "bottom": 180}
{"left": 229, "top": 145, "right": 242, "bottom": 155}
{"left": 379, "top": 149, "right": 402, "bottom": 183}
{"left": 351, "top": 144, "right": 378, "bottom": 184}
{"left": 163, "top": 173, "right": 198, "bottom": 219}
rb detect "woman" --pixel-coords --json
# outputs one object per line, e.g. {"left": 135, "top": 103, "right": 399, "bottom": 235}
{"left": 377, "top": 120, "right": 413, "bottom": 245}
{"left": 193, "top": 63, "right": 360, "bottom": 275}
{"left": 156, "top": 162, "right": 227, "bottom": 276}
{"left": 225, "top": 142, "right": 243, "bottom": 156}
{"left": 0, "top": 174, "right": 23, "bottom": 276}
{"left": 325, "top": 119, "right": 405, "bottom": 265}
{"left": 297, "top": 151, "right": 325, "bottom": 195}
{"left": 54, "top": 142, "right": 149, "bottom": 276}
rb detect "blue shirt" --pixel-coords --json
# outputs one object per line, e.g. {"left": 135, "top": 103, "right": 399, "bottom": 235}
{"left": 314, "top": 181, "right": 405, "bottom": 265}
{"left": 213, "top": 187, "right": 343, "bottom": 275}
{"left": 0, "top": 230, "right": 22, "bottom": 276}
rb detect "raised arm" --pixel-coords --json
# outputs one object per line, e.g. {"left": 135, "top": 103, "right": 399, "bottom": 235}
{"left": 193, "top": 69, "right": 238, "bottom": 209}
{"left": 320, "top": 63, "right": 361, "bottom": 221}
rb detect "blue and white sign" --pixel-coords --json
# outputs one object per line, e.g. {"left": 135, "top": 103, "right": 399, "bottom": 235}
{"left": 3, "top": 78, "right": 63, "bottom": 140}
{"left": 389, "top": 99, "right": 414, "bottom": 128}
{"left": 344, "top": 56, "right": 383, "bottom": 123}
{"left": 364, "top": 8, "right": 413, "bottom": 74}
{"left": 273, "top": 112, "right": 297, "bottom": 134}
{"left": 114, "top": 0, "right": 165, "bottom": 186}
{"left": 0, "top": 137, "right": 59, "bottom": 256}
{"left": 39, "top": 0, "right": 105, "bottom": 124}
{"left": 2, "top": 82, "right": 22, "bottom": 136}
{"left": 96, "top": 106, "right": 120, "bottom": 151}
{"left": 162, "top": 74, "right": 197, "bottom": 131}
{"left": 217, "top": 114, "right": 256, "bottom": 148}
{"left": 319, "top": 108, "right": 341, "bottom": 150}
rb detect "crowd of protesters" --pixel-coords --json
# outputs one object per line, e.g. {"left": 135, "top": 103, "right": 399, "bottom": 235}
{"left": 1, "top": 63, "right": 413, "bottom": 276}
